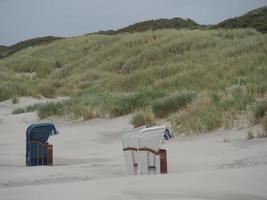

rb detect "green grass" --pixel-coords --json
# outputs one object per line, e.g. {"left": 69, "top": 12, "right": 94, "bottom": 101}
{"left": 131, "top": 112, "right": 146, "bottom": 128}
{"left": 130, "top": 107, "right": 156, "bottom": 128}
{"left": 12, "top": 103, "right": 45, "bottom": 114}
{"left": 253, "top": 101, "right": 267, "bottom": 121}
{"left": 246, "top": 129, "right": 255, "bottom": 140}
{"left": 262, "top": 114, "right": 267, "bottom": 134}
{"left": 152, "top": 92, "right": 197, "bottom": 118}
{"left": 170, "top": 90, "right": 259, "bottom": 135}
{"left": 12, "top": 96, "right": 19, "bottom": 104}
{"left": 37, "top": 102, "right": 64, "bottom": 119}
{"left": 113, "top": 17, "right": 199, "bottom": 34}
{"left": 1, "top": 29, "right": 267, "bottom": 135}
{"left": 0, "top": 36, "right": 62, "bottom": 59}
{"left": 216, "top": 6, "right": 267, "bottom": 33}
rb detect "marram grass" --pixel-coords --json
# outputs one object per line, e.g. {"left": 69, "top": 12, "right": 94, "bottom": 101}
{"left": 2, "top": 29, "right": 267, "bottom": 134}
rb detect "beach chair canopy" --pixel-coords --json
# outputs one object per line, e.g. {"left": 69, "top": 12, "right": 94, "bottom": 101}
{"left": 122, "top": 126, "right": 146, "bottom": 150}
{"left": 122, "top": 125, "right": 174, "bottom": 151}
{"left": 26, "top": 123, "right": 58, "bottom": 144}
{"left": 138, "top": 125, "right": 168, "bottom": 151}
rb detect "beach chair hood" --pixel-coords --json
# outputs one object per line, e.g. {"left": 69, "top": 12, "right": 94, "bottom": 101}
{"left": 26, "top": 123, "right": 59, "bottom": 166}
{"left": 26, "top": 123, "right": 58, "bottom": 143}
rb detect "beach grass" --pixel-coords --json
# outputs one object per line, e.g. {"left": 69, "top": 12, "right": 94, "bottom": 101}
{"left": 1, "top": 29, "right": 266, "bottom": 134}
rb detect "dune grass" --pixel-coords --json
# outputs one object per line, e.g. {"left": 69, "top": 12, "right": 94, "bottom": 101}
{"left": 152, "top": 92, "right": 197, "bottom": 118}
{"left": 262, "top": 114, "right": 267, "bottom": 134}
{"left": 1, "top": 29, "right": 267, "bottom": 134}
{"left": 130, "top": 107, "right": 156, "bottom": 128}
{"left": 12, "top": 103, "right": 43, "bottom": 114}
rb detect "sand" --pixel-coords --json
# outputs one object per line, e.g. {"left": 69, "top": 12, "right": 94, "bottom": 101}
{"left": 0, "top": 97, "right": 267, "bottom": 200}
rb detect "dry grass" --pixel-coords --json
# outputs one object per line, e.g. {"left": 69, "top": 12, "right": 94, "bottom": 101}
{"left": 1, "top": 29, "right": 266, "bottom": 134}
{"left": 130, "top": 107, "right": 156, "bottom": 128}
{"left": 261, "top": 114, "right": 267, "bottom": 135}
{"left": 246, "top": 129, "right": 255, "bottom": 140}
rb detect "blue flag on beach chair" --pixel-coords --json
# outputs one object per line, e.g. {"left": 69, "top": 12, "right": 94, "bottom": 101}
{"left": 163, "top": 128, "right": 174, "bottom": 140}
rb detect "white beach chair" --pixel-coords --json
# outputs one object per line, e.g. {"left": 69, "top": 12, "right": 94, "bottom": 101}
{"left": 122, "top": 125, "right": 173, "bottom": 175}
{"left": 137, "top": 126, "right": 166, "bottom": 175}
{"left": 121, "top": 126, "right": 145, "bottom": 175}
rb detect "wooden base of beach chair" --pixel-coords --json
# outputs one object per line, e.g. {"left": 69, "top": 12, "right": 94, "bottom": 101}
{"left": 159, "top": 149, "right": 167, "bottom": 174}
{"left": 47, "top": 144, "right": 53, "bottom": 165}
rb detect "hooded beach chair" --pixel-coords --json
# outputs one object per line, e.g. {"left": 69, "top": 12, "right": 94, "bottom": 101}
{"left": 26, "top": 123, "right": 59, "bottom": 166}
{"left": 122, "top": 125, "right": 174, "bottom": 175}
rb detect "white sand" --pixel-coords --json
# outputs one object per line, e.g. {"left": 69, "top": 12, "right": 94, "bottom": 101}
{"left": 0, "top": 98, "right": 267, "bottom": 200}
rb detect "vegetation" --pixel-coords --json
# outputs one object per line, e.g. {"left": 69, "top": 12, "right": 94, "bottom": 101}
{"left": 93, "top": 17, "right": 199, "bottom": 35}
{"left": 0, "top": 36, "right": 62, "bottom": 59}
{"left": 12, "top": 102, "right": 44, "bottom": 114}
{"left": 96, "top": 6, "right": 267, "bottom": 35}
{"left": 12, "top": 95, "right": 19, "bottom": 104}
{"left": 130, "top": 107, "right": 156, "bottom": 128}
{"left": 131, "top": 112, "right": 146, "bottom": 128}
{"left": 1, "top": 6, "right": 266, "bottom": 61}
{"left": 95, "top": 6, "right": 267, "bottom": 35}
{"left": 1, "top": 28, "right": 267, "bottom": 135}
{"left": 246, "top": 129, "right": 255, "bottom": 140}
{"left": 262, "top": 114, "right": 267, "bottom": 135}
{"left": 113, "top": 17, "right": 199, "bottom": 33}
{"left": 152, "top": 92, "right": 197, "bottom": 118}
{"left": 253, "top": 101, "right": 267, "bottom": 121}
{"left": 216, "top": 6, "right": 267, "bottom": 33}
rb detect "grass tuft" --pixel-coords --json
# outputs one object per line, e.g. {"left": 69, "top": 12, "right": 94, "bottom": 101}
{"left": 152, "top": 92, "right": 197, "bottom": 118}
{"left": 37, "top": 102, "right": 63, "bottom": 119}
{"left": 130, "top": 107, "right": 156, "bottom": 128}
{"left": 253, "top": 101, "right": 267, "bottom": 121}
{"left": 12, "top": 96, "right": 19, "bottom": 104}
{"left": 131, "top": 112, "right": 146, "bottom": 128}
{"left": 12, "top": 103, "right": 44, "bottom": 114}
{"left": 261, "top": 114, "right": 267, "bottom": 135}
{"left": 246, "top": 129, "right": 254, "bottom": 140}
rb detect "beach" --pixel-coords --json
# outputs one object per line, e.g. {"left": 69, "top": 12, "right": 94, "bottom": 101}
{"left": 1, "top": 98, "right": 267, "bottom": 200}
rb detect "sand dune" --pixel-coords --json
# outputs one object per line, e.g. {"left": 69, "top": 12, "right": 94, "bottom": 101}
{"left": 0, "top": 98, "right": 267, "bottom": 200}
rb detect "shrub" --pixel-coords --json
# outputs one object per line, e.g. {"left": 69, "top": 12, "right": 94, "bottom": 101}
{"left": 12, "top": 103, "right": 44, "bottom": 114}
{"left": 37, "top": 102, "right": 62, "bottom": 119}
{"left": 223, "top": 137, "right": 231, "bottom": 143}
{"left": 55, "top": 60, "right": 63, "bottom": 68}
{"left": 69, "top": 102, "right": 96, "bottom": 120}
{"left": 262, "top": 114, "right": 267, "bottom": 134}
{"left": 38, "top": 83, "right": 56, "bottom": 98}
{"left": 82, "top": 106, "right": 95, "bottom": 120}
{"left": 109, "top": 95, "right": 136, "bottom": 117}
{"left": 246, "top": 129, "right": 254, "bottom": 140}
{"left": 12, "top": 96, "right": 19, "bottom": 104}
{"left": 253, "top": 101, "right": 267, "bottom": 121}
{"left": 131, "top": 112, "right": 146, "bottom": 128}
{"left": 220, "top": 93, "right": 255, "bottom": 111}
{"left": 12, "top": 107, "right": 26, "bottom": 114}
{"left": 152, "top": 92, "right": 197, "bottom": 118}
{"left": 0, "top": 82, "right": 36, "bottom": 101}
{"left": 130, "top": 107, "right": 156, "bottom": 128}
{"left": 171, "top": 106, "right": 222, "bottom": 135}
{"left": 109, "top": 90, "right": 165, "bottom": 117}
{"left": 142, "top": 107, "right": 156, "bottom": 125}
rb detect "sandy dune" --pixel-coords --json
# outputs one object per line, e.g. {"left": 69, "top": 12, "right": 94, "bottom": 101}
{"left": 0, "top": 98, "right": 267, "bottom": 200}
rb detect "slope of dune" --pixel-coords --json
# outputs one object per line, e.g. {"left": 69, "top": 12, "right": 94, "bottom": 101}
{"left": 1, "top": 28, "right": 266, "bottom": 135}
